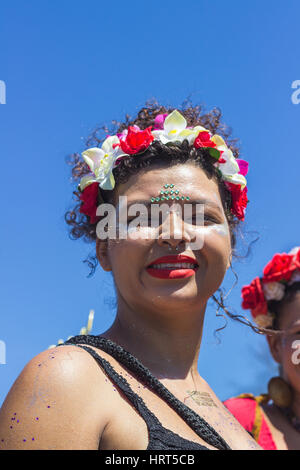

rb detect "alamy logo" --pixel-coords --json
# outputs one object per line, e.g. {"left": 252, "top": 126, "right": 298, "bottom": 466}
{"left": 0, "top": 340, "right": 6, "bottom": 364}
{"left": 291, "top": 340, "right": 300, "bottom": 365}
{"left": 291, "top": 80, "right": 300, "bottom": 105}
{"left": 0, "top": 80, "right": 6, "bottom": 104}
{"left": 95, "top": 196, "right": 208, "bottom": 250}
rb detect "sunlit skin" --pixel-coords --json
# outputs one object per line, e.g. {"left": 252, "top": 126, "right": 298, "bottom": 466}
{"left": 262, "top": 292, "right": 300, "bottom": 450}
{"left": 0, "top": 162, "right": 260, "bottom": 450}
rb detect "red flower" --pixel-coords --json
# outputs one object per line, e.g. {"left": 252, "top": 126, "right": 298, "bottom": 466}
{"left": 241, "top": 277, "right": 268, "bottom": 316}
{"left": 262, "top": 253, "right": 295, "bottom": 283}
{"left": 194, "top": 131, "right": 216, "bottom": 149}
{"left": 295, "top": 249, "right": 300, "bottom": 269}
{"left": 251, "top": 305, "right": 268, "bottom": 319}
{"left": 120, "top": 126, "right": 154, "bottom": 155}
{"left": 226, "top": 183, "right": 248, "bottom": 221}
{"left": 79, "top": 182, "right": 99, "bottom": 224}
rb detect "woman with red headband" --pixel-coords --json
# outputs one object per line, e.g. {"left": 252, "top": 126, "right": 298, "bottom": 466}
{"left": 224, "top": 247, "right": 300, "bottom": 450}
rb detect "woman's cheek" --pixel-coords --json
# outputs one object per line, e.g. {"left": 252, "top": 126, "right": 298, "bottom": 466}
{"left": 188, "top": 222, "right": 231, "bottom": 258}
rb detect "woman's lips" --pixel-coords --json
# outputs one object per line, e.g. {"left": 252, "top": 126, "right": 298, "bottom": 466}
{"left": 146, "top": 255, "right": 199, "bottom": 279}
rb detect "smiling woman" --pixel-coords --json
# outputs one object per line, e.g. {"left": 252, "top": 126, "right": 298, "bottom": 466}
{"left": 0, "top": 102, "right": 261, "bottom": 450}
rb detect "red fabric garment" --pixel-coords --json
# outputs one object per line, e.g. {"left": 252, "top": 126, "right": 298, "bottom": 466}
{"left": 223, "top": 396, "right": 277, "bottom": 450}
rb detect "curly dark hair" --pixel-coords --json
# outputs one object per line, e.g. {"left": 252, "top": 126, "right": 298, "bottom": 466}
{"left": 65, "top": 100, "right": 263, "bottom": 335}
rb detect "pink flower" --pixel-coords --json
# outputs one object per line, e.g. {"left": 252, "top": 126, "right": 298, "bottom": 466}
{"left": 154, "top": 113, "right": 168, "bottom": 130}
{"left": 237, "top": 159, "right": 249, "bottom": 176}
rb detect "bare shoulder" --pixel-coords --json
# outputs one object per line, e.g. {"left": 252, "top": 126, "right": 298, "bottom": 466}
{"left": 0, "top": 345, "right": 113, "bottom": 449}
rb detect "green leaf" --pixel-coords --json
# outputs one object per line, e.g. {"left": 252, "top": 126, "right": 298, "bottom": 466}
{"left": 209, "top": 148, "right": 221, "bottom": 160}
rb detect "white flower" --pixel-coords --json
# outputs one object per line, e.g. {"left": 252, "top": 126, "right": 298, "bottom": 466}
{"left": 255, "top": 313, "right": 274, "bottom": 329}
{"left": 289, "top": 247, "right": 300, "bottom": 255}
{"left": 80, "top": 136, "right": 120, "bottom": 191}
{"left": 263, "top": 282, "right": 285, "bottom": 301}
{"left": 79, "top": 173, "right": 98, "bottom": 192}
{"left": 222, "top": 172, "right": 247, "bottom": 188}
{"left": 152, "top": 110, "right": 206, "bottom": 145}
{"left": 210, "top": 135, "right": 247, "bottom": 188}
{"left": 215, "top": 147, "right": 239, "bottom": 175}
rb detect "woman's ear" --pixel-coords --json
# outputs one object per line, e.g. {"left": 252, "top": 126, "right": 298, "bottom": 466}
{"left": 267, "top": 334, "right": 283, "bottom": 364}
{"left": 227, "top": 251, "right": 233, "bottom": 270}
{"left": 96, "top": 238, "right": 112, "bottom": 272}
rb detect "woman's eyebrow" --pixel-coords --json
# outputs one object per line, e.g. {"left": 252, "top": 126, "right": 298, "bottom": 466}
{"left": 189, "top": 199, "right": 222, "bottom": 210}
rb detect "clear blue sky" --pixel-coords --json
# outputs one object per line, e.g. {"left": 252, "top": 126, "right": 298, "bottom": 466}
{"left": 0, "top": 0, "right": 299, "bottom": 406}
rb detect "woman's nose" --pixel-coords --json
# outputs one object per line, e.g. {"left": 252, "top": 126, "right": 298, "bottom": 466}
{"left": 157, "top": 209, "right": 191, "bottom": 250}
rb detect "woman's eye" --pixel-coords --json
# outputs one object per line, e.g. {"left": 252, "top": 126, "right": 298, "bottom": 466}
{"left": 187, "top": 211, "right": 220, "bottom": 225}
{"left": 194, "top": 215, "right": 204, "bottom": 224}
{"left": 204, "top": 215, "right": 219, "bottom": 225}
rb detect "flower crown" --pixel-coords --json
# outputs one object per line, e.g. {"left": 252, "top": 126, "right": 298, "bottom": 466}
{"left": 241, "top": 247, "right": 300, "bottom": 328}
{"left": 78, "top": 110, "right": 249, "bottom": 224}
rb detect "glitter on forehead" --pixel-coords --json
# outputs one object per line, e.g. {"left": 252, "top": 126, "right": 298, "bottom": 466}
{"left": 150, "top": 183, "right": 191, "bottom": 203}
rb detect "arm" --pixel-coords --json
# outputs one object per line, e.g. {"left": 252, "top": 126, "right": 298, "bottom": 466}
{"left": 0, "top": 345, "right": 110, "bottom": 450}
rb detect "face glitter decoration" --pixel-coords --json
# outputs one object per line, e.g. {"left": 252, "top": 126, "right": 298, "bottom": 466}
{"left": 201, "top": 222, "right": 229, "bottom": 238}
{"left": 150, "top": 183, "right": 191, "bottom": 203}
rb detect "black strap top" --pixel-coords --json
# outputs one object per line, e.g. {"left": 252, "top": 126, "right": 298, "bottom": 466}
{"left": 59, "top": 335, "right": 231, "bottom": 451}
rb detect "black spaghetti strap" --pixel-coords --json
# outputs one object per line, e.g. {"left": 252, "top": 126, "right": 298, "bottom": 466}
{"left": 67, "top": 343, "right": 161, "bottom": 431}
{"left": 61, "top": 335, "right": 231, "bottom": 450}
{"left": 59, "top": 342, "right": 209, "bottom": 450}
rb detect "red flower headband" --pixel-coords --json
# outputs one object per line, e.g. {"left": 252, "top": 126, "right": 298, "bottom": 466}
{"left": 241, "top": 247, "right": 300, "bottom": 328}
{"left": 78, "top": 110, "right": 249, "bottom": 224}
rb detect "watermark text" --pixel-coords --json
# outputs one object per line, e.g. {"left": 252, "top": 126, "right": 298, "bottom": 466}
{"left": 0, "top": 80, "right": 6, "bottom": 104}
{"left": 0, "top": 340, "right": 6, "bottom": 364}
{"left": 291, "top": 80, "right": 300, "bottom": 104}
{"left": 291, "top": 340, "right": 300, "bottom": 365}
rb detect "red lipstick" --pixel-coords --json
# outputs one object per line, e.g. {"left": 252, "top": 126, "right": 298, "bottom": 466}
{"left": 146, "top": 255, "right": 198, "bottom": 280}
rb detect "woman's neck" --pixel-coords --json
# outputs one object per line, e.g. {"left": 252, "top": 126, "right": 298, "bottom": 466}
{"left": 101, "top": 299, "right": 206, "bottom": 379}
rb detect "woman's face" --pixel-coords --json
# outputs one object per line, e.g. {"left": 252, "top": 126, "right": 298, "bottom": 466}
{"left": 97, "top": 163, "right": 232, "bottom": 319}
{"left": 269, "top": 293, "right": 300, "bottom": 393}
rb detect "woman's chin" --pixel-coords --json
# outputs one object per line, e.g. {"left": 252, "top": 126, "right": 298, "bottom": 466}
{"left": 143, "top": 288, "right": 205, "bottom": 311}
